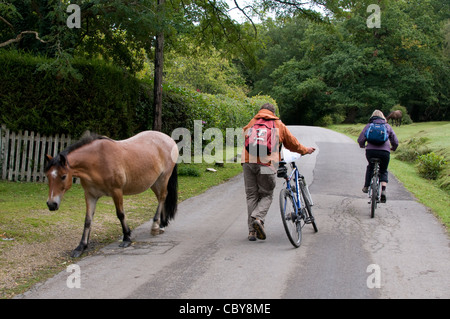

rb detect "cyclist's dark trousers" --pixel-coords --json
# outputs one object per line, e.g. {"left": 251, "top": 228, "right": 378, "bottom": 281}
{"left": 365, "top": 150, "right": 390, "bottom": 187}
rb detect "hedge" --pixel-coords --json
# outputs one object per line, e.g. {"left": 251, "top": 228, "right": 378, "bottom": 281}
{"left": 159, "top": 82, "right": 277, "bottom": 135}
{"left": 0, "top": 50, "right": 150, "bottom": 138}
{"left": 0, "top": 50, "right": 275, "bottom": 139}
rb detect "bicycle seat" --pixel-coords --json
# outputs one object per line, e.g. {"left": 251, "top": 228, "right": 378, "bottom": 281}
{"left": 370, "top": 158, "right": 382, "bottom": 164}
{"left": 282, "top": 148, "right": 301, "bottom": 163}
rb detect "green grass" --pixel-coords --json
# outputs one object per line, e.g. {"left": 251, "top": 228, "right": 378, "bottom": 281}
{"left": 0, "top": 160, "right": 243, "bottom": 298}
{"left": 329, "top": 122, "right": 450, "bottom": 230}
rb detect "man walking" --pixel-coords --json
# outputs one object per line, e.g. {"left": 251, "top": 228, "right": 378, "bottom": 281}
{"left": 242, "top": 103, "right": 315, "bottom": 241}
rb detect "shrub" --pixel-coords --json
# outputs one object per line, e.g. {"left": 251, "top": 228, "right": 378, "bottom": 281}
{"left": 158, "top": 83, "right": 275, "bottom": 137}
{"left": 1, "top": 51, "right": 276, "bottom": 140}
{"left": 395, "top": 137, "right": 430, "bottom": 162}
{"left": 416, "top": 152, "right": 447, "bottom": 180}
{"left": 315, "top": 115, "right": 334, "bottom": 127}
{"left": 0, "top": 50, "right": 151, "bottom": 139}
{"left": 388, "top": 104, "right": 413, "bottom": 125}
{"left": 178, "top": 164, "right": 201, "bottom": 177}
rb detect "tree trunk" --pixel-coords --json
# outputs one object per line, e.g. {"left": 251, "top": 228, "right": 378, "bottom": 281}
{"left": 152, "top": 0, "right": 165, "bottom": 132}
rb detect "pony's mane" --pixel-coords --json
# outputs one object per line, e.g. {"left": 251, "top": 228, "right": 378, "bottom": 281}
{"left": 44, "top": 133, "right": 111, "bottom": 172}
{"left": 64, "top": 133, "right": 111, "bottom": 154}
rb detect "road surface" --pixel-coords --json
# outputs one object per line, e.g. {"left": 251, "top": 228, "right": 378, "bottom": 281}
{"left": 18, "top": 126, "right": 449, "bottom": 299}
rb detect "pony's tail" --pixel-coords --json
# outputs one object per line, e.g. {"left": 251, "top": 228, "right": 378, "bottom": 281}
{"left": 160, "top": 164, "right": 178, "bottom": 228}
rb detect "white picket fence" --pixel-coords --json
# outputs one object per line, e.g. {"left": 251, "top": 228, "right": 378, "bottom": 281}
{"left": 0, "top": 125, "right": 73, "bottom": 183}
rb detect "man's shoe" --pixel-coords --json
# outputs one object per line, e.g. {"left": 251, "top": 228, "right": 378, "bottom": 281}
{"left": 380, "top": 190, "right": 386, "bottom": 203}
{"left": 248, "top": 231, "right": 256, "bottom": 241}
{"left": 252, "top": 219, "right": 266, "bottom": 240}
{"left": 362, "top": 187, "right": 369, "bottom": 193}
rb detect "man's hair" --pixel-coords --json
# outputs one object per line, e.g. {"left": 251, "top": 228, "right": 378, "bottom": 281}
{"left": 260, "top": 103, "right": 276, "bottom": 114}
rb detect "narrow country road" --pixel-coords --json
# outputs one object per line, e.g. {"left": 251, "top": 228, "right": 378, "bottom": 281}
{"left": 18, "top": 126, "right": 449, "bottom": 299}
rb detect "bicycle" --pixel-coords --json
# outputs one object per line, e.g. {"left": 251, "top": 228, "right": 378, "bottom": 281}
{"left": 277, "top": 156, "right": 318, "bottom": 248}
{"left": 368, "top": 158, "right": 382, "bottom": 218}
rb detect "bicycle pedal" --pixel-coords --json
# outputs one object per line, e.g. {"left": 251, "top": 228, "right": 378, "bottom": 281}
{"left": 304, "top": 216, "right": 314, "bottom": 224}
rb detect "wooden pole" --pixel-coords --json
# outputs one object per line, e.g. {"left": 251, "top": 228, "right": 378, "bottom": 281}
{"left": 152, "top": 0, "right": 165, "bottom": 132}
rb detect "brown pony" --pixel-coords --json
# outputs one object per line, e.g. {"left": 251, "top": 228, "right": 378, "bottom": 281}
{"left": 44, "top": 131, "right": 179, "bottom": 258}
{"left": 386, "top": 110, "right": 402, "bottom": 127}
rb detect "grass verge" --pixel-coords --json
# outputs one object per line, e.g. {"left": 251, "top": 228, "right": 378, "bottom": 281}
{"left": 329, "top": 122, "right": 450, "bottom": 230}
{"left": 0, "top": 161, "right": 243, "bottom": 298}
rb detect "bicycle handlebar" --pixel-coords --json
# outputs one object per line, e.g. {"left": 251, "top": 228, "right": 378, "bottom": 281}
{"left": 277, "top": 161, "right": 288, "bottom": 179}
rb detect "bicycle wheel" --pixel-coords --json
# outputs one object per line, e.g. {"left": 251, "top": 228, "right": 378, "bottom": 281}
{"left": 299, "top": 181, "right": 318, "bottom": 232}
{"left": 370, "top": 175, "right": 378, "bottom": 218}
{"left": 279, "top": 189, "right": 302, "bottom": 248}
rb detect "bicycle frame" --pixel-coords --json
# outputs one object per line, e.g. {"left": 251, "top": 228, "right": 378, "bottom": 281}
{"left": 368, "top": 161, "right": 381, "bottom": 202}
{"left": 284, "top": 163, "right": 300, "bottom": 213}
{"left": 284, "top": 162, "right": 314, "bottom": 216}
{"left": 368, "top": 159, "right": 381, "bottom": 218}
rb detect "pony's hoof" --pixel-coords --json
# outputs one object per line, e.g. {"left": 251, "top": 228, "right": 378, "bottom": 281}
{"left": 151, "top": 227, "right": 165, "bottom": 236}
{"left": 71, "top": 243, "right": 87, "bottom": 258}
{"left": 119, "top": 240, "right": 132, "bottom": 248}
{"left": 71, "top": 249, "right": 84, "bottom": 258}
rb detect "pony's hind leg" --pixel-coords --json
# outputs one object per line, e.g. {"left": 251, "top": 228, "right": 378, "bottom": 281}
{"left": 152, "top": 203, "right": 165, "bottom": 235}
{"left": 151, "top": 165, "right": 178, "bottom": 236}
{"left": 151, "top": 174, "right": 168, "bottom": 235}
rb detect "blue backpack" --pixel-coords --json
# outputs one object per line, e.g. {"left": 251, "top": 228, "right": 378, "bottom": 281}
{"left": 365, "top": 123, "right": 388, "bottom": 145}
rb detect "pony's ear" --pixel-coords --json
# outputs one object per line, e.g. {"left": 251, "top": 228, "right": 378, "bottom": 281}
{"left": 45, "top": 154, "right": 53, "bottom": 164}
{"left": 59, "top": 153, "right": 68, "bottom": 167}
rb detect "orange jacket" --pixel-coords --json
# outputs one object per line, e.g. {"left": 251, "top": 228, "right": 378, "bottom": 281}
{"left": 241, "top": 109, "right": 309, "bottom": 166}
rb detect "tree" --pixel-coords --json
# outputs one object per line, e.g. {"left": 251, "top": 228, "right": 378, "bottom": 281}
{"left": 1, "top": 0, "right": 262, "bottom": 131}
{"left": 152, "top": 0, "right": 165, "bottom": 131}
{"left": 246, "top": 0, "right": 450, "bottom": 123}
{"left": 164, "top": 46, "right": 248, "bottom": 97}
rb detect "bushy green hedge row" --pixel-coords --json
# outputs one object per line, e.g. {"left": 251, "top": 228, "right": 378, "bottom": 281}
{"left": 159, "top": 82, "right": 276, "bottom": 135}
{"left": 1, "top": 51, "right": 275, "bottom": 139}
{"left": 0, "top": 50, "right": 151, "bottom": 138}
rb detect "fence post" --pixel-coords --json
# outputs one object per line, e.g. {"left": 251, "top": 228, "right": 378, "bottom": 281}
{"left": 27, "top": 130, "right": 35, "bottom": 182}
{"left": 2, "top": 125, "right": 10, "bottom": 180}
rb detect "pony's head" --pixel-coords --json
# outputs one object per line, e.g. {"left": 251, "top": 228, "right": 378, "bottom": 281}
{"left": 44, "top": 153, "right": 73, "bottom": 211}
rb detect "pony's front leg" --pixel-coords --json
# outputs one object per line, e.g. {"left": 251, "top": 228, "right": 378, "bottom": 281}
{"left": 72, "top": 194, "right": 98, "bottom": 258}
{"left": 151, "top": 203, "right": 165, "bottom": 236}
{"left": 112, "top": 190, "right": 132, "bottom": 248}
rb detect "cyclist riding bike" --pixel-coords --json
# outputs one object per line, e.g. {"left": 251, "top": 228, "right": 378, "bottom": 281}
{"left": 358, "top": 110, "right": 399, "bottom": 203}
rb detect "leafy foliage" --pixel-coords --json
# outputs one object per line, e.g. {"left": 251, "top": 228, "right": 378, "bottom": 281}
{"left": 164, "top": 46, "right": 248, "bottom": 97}
{"left": 417, "top": 152, "right": 447, "bottom": 180}
{"left": 395, "top": 137, "right": 431, "bottom": 162}
{"left": 0, "top": 50, "right": 151, "bottom": 138}
{"left": 1, "top": 0, "right": 448, "bottom": 133}
{"left": 246, "top": 0, "right": 450, "bottom": 124}
{"left": 0, "top": 50, "right": 274, "bottom": 139}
